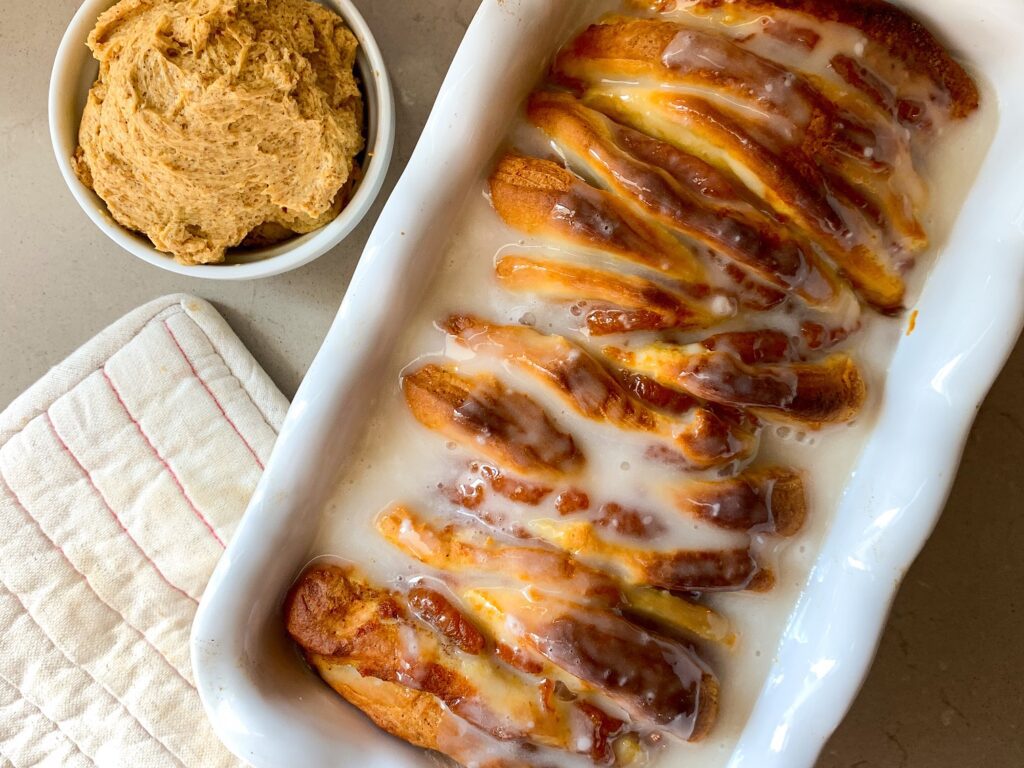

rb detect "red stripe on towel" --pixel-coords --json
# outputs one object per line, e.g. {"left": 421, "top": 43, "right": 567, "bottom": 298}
{"left": 163, "top": 319, "right": 265, "bottom": 470}
{"left": 102, "top": 369, "right": 226, "bottom": 549}
{"left": 43, "top": 412, "right": 199, "bottom": 604}
{"left": 0, "top": 473, "right": 197, "bottom": 692}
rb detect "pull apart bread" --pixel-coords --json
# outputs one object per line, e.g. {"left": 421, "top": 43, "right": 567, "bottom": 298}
{"left": 286, "top": 2, "right": 979, "bottom": 766}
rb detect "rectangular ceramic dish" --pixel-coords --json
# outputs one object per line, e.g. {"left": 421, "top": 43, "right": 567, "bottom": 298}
{"left": 191, "top": 1, "right": 1024, "bottom": 766}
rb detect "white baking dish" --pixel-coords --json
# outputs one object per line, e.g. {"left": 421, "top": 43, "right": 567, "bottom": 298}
{"left": 190, "top": 0, "right": 1024, "bottom": 765}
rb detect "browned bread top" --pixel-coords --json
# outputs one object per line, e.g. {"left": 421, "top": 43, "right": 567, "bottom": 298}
{"left": 660, "top": 0, "right": 980, "bottom": 118}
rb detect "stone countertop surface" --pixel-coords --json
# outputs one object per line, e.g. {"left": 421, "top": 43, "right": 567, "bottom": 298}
{"left": 1, "top": 1, "right": 1021, "bottom": 766}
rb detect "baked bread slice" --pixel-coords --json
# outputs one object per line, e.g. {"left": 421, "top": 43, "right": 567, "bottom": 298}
{"left": 633, "top": 0, "right": 980, "bottom": 125}
{"left": 442, "top": 314, "right": 761, "bottom": 468}
{"left": 605, "top": 343, "right": 866, "bottom": 427}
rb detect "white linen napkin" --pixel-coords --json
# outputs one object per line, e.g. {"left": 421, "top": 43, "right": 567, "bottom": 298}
{"left": 0, "top": 294, "right": 289, "bottom": 767}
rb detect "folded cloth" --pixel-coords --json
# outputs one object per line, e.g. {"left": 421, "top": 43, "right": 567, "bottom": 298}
{"left": 0, "top": 294, "right": 289, "bottom": 767}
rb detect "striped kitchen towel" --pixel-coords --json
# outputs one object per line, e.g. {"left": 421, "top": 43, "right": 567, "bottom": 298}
{"left": 0, "top": 294, "right": 288, "bottom": 767}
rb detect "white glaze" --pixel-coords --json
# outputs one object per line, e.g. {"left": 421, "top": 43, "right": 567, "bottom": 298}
{"left": 191, "top": 2, "right": 1024, "bottom": 767}
{"left": 307, "top": 11, "right": 996, "bottom": 766}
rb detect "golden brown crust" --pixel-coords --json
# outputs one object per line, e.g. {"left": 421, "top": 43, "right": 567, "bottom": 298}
{"left": 687, "top": 0, "right": 980, "bottom": 119}
{"left": 527, "top": 90, "right": 853, "bottom": 312}
{"left": 691, "top": 672, "right": 721, "bottom": 743}
{"left": 314, "top": 661, "right": 536, "bottom": 768}
{"left": 376, "top": 506, "right": 623, "bottom": 601}
{"left": 465, "top": 588, "right": 719, "bottom": 740}
{"left": 290, "top": 572, "right": 477, "bottom": 702}
{"left": 555, "top": 19, "right": 915, "bottom": 167}
{"left": 495, "top": 254, "right": 716, "bottom": 334}
{"left": 643, "top": 547, "right": 763, "bottom": 592}
{"left": 584, "top": 502, "right": 668, "bottom": 540}
{"left": 786, "top": 354, "right": 867, "bottom": 426}
{"left": 315, "top": 666, "right": 448, "bottom": 753}
{"left": 583, "top": 89, "right": 907, "bottom": 311}
{"left": 284, "top": 564, "right": 402, "bottom": 658}
{"left": 287, "top": 565, "right": 627, "bottom": 762}
{"left": 700, "top": 329, "right": 794, "bottom": 364}
{"left": 491, "top": 152, "right": 574, "bottom": 194}
{"left": 443, "top": 462, "right": 554, "bottom": 510}
{"left": 555, "top": 17, "right": 680, "bottom": 78}
{"left": 617, "top": 369, "right": 700, "bottom": 414}
{"left": 675, "top": 467, "right": 807, "bottom": 536}
{"left": 604, "top": 342, "right": 866, "bottom": 427}
{"left": 380, "top": 506, "right": 736, "bottom": 646}
{"left": 288, "top": 1, "right": 976, "bottom": 756}
{"left": 443, "top": 314, "right": 760, "bottom": 468}
{"left": 442, "top": 314, "right": 662, "bottom": 433}
{"left": 402, "top": 363, "right": 584, "bottom": 478}
{"left": 408, "top": 587, "right": 486, "bottom": 655}
{"left": 549, "top": 18, "right": 936, "bottom": 305}
{"left": 489, "top": 154, "right": 708, "bottom": 284}
{"left": 528, "top": 518, "right": 764, "bottom": 592}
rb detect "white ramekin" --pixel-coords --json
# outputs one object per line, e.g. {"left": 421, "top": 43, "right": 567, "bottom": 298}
{"left": 48, "top": 0, "right": 395, "bottom": 280}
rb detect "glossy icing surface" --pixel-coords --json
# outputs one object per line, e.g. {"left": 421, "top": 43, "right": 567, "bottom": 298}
{"left": 295, "top": 2, "right": 996, "bottom": 766}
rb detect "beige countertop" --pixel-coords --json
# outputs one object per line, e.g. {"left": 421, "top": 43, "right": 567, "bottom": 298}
{"left": 1, "top": 1, "right": 1021, "bottom": 765}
